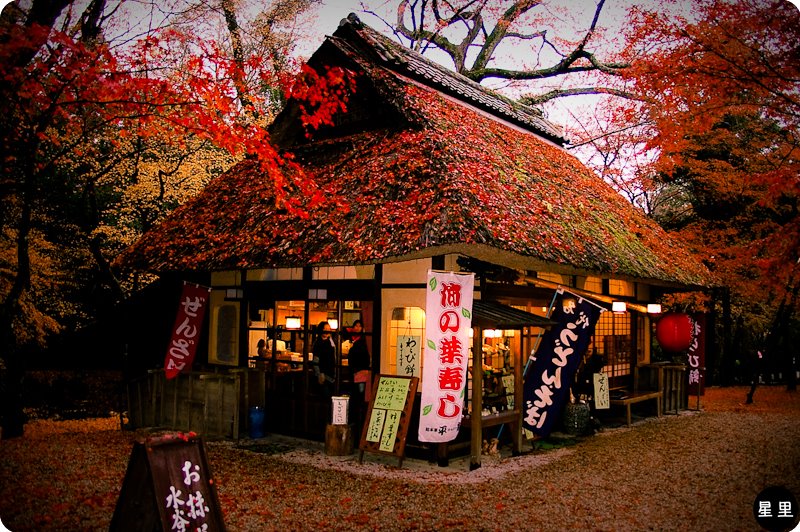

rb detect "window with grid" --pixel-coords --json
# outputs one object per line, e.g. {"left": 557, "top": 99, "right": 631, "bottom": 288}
{"left": 591, "top": 311, "right": 632, "bottom": 389}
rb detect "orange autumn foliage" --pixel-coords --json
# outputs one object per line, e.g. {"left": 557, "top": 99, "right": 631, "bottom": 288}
{"left": 0, "top": 15, "right": 352, "bottom": 351}
{"left": 586, "top": 0, "right": 799, "bottom": 326}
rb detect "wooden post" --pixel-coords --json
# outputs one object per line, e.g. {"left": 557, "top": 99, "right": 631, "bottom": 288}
{"left": 325, "top": 423, "right": 354, "bottom": 456}
{"left": 470, "top": 329, "right": 483, "bottom": 470}
{"left": 511, "top": 332, "right": 524, "bottom": 455}
{"left": 436, "top": 443, "right": 449, "bottom": 467}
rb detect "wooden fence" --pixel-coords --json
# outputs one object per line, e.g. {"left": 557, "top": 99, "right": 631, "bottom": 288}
{"left": 126, "top": 370, "right": 241, "bottom": 439}
{"left": 638, "top": 363, "right": 688, "bottom": 413}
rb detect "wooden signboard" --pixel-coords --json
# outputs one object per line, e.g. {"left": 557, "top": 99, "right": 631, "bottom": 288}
{"left": 593, "top": 372, "right": 610, "bottom": 409}
{"left": 110, "top": 433, "right": 225, "bottom": 532}
{"left": 358, "top": 374, "right": 419, "bottom": 467}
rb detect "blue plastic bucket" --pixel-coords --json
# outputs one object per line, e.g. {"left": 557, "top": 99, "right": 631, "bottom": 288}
{"left": 249, "top": 406, "right": 265, "bottom": 439}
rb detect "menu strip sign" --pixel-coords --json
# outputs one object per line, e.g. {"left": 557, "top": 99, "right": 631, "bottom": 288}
{"left": 358, "top": 375, "right": 418, "bottom": 467}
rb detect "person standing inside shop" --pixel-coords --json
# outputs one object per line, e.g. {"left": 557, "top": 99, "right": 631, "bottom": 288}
{"left": 312, "top": 321, "right": 336, "bottom": 398}
{"left": 256, "top": 339, "right": 267, "bottom": 358}
{"left": 348, "top": 319, "right": 371, "bottom": 433}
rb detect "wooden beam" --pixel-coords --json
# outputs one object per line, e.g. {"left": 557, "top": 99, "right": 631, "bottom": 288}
{"left": 470, "top": 328, "right": 483, "bottom": 470}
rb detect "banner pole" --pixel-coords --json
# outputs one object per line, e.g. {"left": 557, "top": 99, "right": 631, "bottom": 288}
{"left": 523, "top": 288, "right": 560, "bottom": 379}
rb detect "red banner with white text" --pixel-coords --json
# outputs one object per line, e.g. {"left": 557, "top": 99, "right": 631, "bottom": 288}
{"left": 687, "top": 313, "right": 706, "bottom": 396}
{"left": 164, "top": 283, "right": 211, "bottom": 379}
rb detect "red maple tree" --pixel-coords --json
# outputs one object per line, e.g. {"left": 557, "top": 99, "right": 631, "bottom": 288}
{"left": 0, "top": 4, "right": 352, "bottom": 435}
{"left": 600, "top": 0, "right": 800, "bottom": 383}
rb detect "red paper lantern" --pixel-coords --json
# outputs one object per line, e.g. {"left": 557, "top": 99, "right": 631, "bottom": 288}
{"left": 656, "top": 312, "right": 694, "bottom": 353}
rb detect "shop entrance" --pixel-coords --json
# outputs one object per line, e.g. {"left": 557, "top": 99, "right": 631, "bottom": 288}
{"left": 246, "top": 298, "right": 373, "bottom": 439}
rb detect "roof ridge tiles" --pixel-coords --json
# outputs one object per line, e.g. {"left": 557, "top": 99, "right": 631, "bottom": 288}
{"left": 337, "top": 13, "right": 566, "bottom": 143}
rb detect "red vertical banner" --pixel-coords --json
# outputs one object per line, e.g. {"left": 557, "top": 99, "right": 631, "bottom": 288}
{"left": 687, "top": 313, "right": 706, "bottom": 396}
{"left": 164, "top": 283, "right": 212, "bottom": 380}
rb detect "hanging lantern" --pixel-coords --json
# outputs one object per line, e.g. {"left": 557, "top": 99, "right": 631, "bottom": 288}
{"left": 656, "top": 312, "right": 694, "bottom": 353}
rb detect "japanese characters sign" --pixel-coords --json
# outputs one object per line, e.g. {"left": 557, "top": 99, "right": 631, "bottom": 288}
{"left": 359, "top": 375, "right": 418, "bottom": 466}
{"left": 523, "top": 291, "right": 602, "bottom": 437}
{"left": 593, "top": 372, "right": 610, "bottom": 409}
{"left": 397, "top": 335, "right": 421, "bottom": 377}
{"left": 418, "top": 270, "right": 474, "bottom": 443}
{"left": 687, "top": 313, "right": 706, "bottom": 396}
{"left": 164, "top": 283, "right": 211, "bottom": 380}
{"left": 110, "top": 434, "right": 225, "bottom": 532}
{"left": 332, "top": 396, "right": 349, "bottom": 425}
{"left": 366, "top": 377, "right": 411, "bottom": 451}
{"left": 753, "top": 485, "right": 799, "bottom": 531}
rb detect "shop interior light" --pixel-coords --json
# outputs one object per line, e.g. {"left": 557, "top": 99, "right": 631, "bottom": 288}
{"left": 612, "top": 301, "right": 627, "bottom": 313}
{"left": 327, "top": 318, "right": 339, "bottom": 330}
{"left": 647, "top": 303, "right": 662, "bottom": 314}
{"left": 285, "top": 316, "right": 302, "bottom": 330}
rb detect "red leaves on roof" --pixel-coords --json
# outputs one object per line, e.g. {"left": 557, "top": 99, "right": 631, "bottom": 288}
{"left": 119, "top": 67, "right": 709, "bottom": 287}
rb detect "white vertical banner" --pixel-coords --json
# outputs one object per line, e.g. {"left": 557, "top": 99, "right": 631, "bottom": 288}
{"left": 418, "top": 270, "right": 474, "bottom": 442}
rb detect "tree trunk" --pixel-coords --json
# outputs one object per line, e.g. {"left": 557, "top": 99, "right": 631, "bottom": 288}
{"left": 720, "top": 287, "right": 734, "bottom": 386}
{"left": 0, "top": 162, "right": 35, "bottom": 438}
{"left": 220, "top": 0, "right": 257, "bottom": 119}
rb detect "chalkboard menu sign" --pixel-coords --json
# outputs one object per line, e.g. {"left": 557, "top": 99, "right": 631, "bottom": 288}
{"left": 110, "top": 433, "right": 225, "bottom": 532}
{"left": 358, "top": 375, "right": 419, "bottom": 467}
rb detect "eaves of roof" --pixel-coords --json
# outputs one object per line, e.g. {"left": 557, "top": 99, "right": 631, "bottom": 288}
{"left": 473, "top": 299, "right": 557, "bottom": 329}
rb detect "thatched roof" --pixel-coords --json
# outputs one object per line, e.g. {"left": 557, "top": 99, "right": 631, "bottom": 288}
{"left": 117, "top": 15, "right": 711, "bottom": 289}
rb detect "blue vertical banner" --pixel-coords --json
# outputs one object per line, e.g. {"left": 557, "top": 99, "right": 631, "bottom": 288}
{"left": 523, "top": 291, "right": 603, "bottom": 437}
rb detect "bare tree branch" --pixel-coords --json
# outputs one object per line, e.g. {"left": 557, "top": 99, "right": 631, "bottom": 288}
{"left": 521, "top": 86, "right": 643, "bottom": 105}
{"left": 472, "top": 0, "right": 540, "bottom": 74}
{"left": 390, "top": 0, "right": 632, "bottom": 103}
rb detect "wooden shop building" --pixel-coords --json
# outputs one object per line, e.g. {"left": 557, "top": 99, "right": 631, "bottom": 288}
{"left": 117, "top": 15, "right": 711, "bottom": 467}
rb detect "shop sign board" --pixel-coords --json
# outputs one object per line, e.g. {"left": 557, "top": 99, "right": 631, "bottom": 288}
{"left": 593, "top": 372, "right": 610, "bottom": 409}
{"left": 418, "top": 270, "right": 475, "bottom": 443}
{"left": 332, "top": 396, "right": 349, "bottom": 425}
{"left": 110, "top": 433, "right": 225, "bottom": 532}
{"left": 397, "top": 335, "right": 421, "bottom": 377}
{"left": 358, "top": 375, "right": 418, "bottom": 467}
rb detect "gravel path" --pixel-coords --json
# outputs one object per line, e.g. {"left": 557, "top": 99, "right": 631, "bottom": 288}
{"left": 1, "top": 386, "right": 798, "bottom": 531}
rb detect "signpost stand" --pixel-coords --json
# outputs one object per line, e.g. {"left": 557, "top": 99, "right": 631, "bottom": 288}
{"left": 110, "top": 433, "right": 225, "bottom": 532}
{"left": 358, "top": 375, "right": 418, "bottom": 468}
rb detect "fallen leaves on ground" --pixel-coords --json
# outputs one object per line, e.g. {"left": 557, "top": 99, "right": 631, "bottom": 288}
{"left": 1, "top": 386, "right": 798, "bottom": 531}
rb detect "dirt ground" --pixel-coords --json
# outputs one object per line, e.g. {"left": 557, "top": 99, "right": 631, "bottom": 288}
{"left": 1, "top": 385, "right": 799, "bottom": 531}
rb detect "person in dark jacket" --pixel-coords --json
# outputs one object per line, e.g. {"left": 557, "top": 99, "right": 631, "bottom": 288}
{"left": 312, "top": 321, "right": 336, "bottom": 398}
{"left": 347, "top": 320, "right": 371, "bottom": 433}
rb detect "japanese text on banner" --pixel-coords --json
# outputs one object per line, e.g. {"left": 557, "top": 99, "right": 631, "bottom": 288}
{"left": 523, "top": 291, "right": 602, "bottom": 437}
{"left": 687, "top": 313, "right": 706, "bottom": 396}
{"left": 164, "top": 283, "right": 211, "bottom": 380}
{"left": 418, "top": 271, "right": 474, "bottom": 443}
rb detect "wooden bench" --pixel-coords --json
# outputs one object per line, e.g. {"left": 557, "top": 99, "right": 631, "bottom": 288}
{"left": 608, "top": 365, "right": 663, "bottom": 427}
{"left": 610, "top": 390, "right": 662, "bottom": 427}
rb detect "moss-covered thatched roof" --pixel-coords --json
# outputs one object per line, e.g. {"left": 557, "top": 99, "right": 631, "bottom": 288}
{"left": 117, "top": 15, "right": 711, "bottom": 289}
